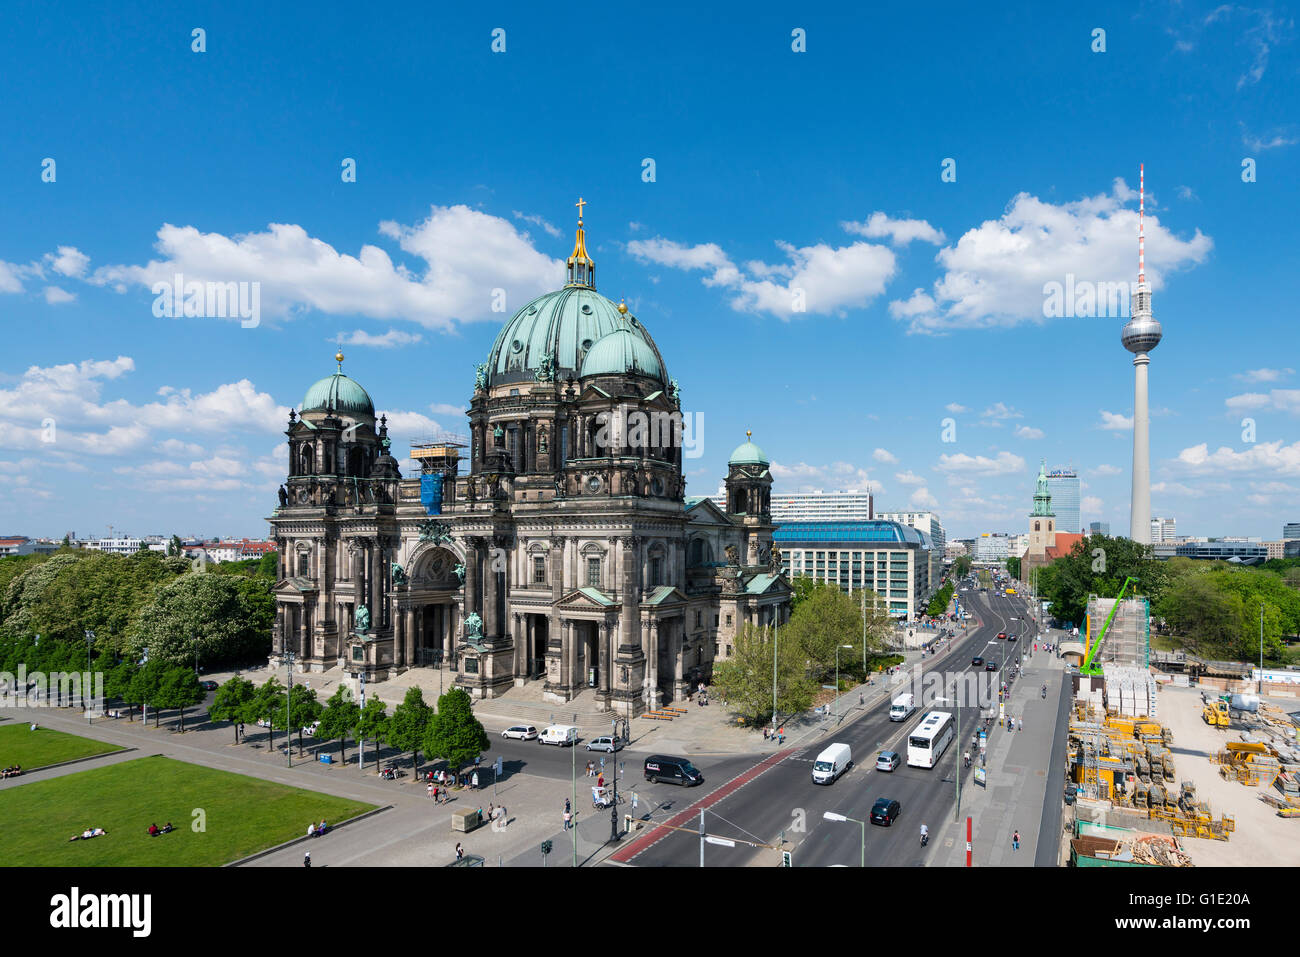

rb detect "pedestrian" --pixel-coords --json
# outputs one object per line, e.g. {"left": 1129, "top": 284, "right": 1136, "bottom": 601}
{"left": 488, "top": 802, "right": 495, "bottom": 820}
{"left": 433, "top": 785, "right": 440, "bottom": 803}
{"left": 597, "top": 772, "right": 605, "bottom": 789}
{"left": 455, "top": 842, "right": 464, "bottom": 861}
{"left": 563, "top": 809, "right": 572, "bottom": 830}
{"left": 1018, "top": 717, "right": 1023, "bottom": 732}
{"left": 304, "top": 852, "right": 311, "bottom": 867}
{"left": 763, "top": 728, "right": 770, "bottom": 741}
{"left": 564, "top": 798, "right": 571, "bottom": 815}
{"left": 1012, "top": 830, "right": 1020, "bottom": 851}
{"left": 427, "top": 782, "right": 434, "bottom": 800}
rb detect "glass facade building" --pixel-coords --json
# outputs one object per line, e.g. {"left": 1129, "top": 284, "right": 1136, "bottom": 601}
{"left": 774, "top": 520, "right": 933, "bottom": 618}
{"left": 1046, "top": 468, "right": 1080, "bottom": 533}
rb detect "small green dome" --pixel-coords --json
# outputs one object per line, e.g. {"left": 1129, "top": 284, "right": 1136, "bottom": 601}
{"left": 580, "top": 328, "right": 664, "bottom": 381}
{"left": 729, "top": 434, "right": 768, "bottom": 466}
{"left": 301, "top": 373, "right": 375, "bottom": 418}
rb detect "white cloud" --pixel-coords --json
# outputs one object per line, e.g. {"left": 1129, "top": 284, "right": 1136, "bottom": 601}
{"left": 47, "top": 246, "right": 89, "bottom": 278}
{"left": 512, "top": 211, "right": 562, "bottom": 238}
{"left": 378, "top": 410, "right": 445, "bottom": 439}
{"left": 910, "top": 486, "right": 939, "bottom": 508}
{"left": 981, "top": 402, "right": 1022, "bottom": 420}
{"left": 1176, "top": 185, "right": 1198, "bottom": 201}
{"left": 333, "top": 328, "right": 424, "bottom": 349}
{"left": 0, "top": 261, "right": 25, "bottom": 293}
{"left": 1174, "top": 440, "right": 1300, "bottom": 477}
{"left": 1081, "top": 495, "right": 1104, "bottom": 512}
{"left": 888, "top": 180, "right": 1212, "bottom": 334}
{"left": 1098, "top": 410, "right": 1134, "bottom": 431}
{"left": 895, "top": 470, "right": 926, "bottom": 486}
{"left": 89, "top": 206, "right": 563, "bottom": 330}
{"left": 43, "top": 286, "right": 76, "bottom": 304}
{"left": 1241, "top": 129, "right": 1297, "bottom": 151}
{"left": 945, "top": 403, "right": 969, "bottom": 414}
{"left": 429, "top": 403, "right": 466, "bottom": 417}
{"left": 627, "top": 231, "right": 897, "bottom": 319}
{"left": 1236, "top": 368, "right": 1293, "bottom": 383}
{"left": 1092, "top": 464, "right": 1122, "bottom": 476}
{"left": 771, "top": 460, "right": 884, "bottom": 496}
{"left": 841, "top": 212, "right": 946, "bottom": 246}
{"left": 154, "top": 438, "right": 205, "bottom": 457}
{"left": 935, "top": 451, "right": 1025, "bottom": 476}
{"left": 1014, "top": 425, "right": 1044, "bottom": 439}
{"left": 1225, "top": 390, "right": 1300, "bottom": 414}
{"left": 872, "top": 448, "right": 898, "bottom": 464}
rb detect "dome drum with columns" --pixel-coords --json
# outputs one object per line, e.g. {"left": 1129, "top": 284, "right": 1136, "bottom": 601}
{"left": 267, "top": 202, "right": 790, "bottom": 717}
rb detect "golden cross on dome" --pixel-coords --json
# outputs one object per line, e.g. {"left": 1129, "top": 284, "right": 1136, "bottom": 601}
{"left": 575, "top": 196, "right": 587, "bottom": 223}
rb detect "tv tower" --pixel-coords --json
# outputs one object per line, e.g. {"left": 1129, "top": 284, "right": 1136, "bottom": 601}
{"left": 1122, "top": 164, "right": 1162, "bottom": 544}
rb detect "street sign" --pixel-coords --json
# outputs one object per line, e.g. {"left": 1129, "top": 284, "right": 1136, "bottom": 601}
{"left": 494, "top": 756, "right": 503, "bottom": 776}
{"left": 781, "top": 850, "right": 792, "bottom": 867}
{"left": 821, "top": 685, "right": 836, "bottom": 690}
{"left": 974, "top": 767, "right": 987, "bottom": 787}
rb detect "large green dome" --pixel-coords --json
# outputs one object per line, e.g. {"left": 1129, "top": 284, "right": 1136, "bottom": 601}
{"left": 580, "top": 328, "right": 664, "bottom": 382}
{"left": 485, "top": 287, "right": 667, "bottom": 387}
{"left": 301, "top": 373, "right": 375, "bottom": 418}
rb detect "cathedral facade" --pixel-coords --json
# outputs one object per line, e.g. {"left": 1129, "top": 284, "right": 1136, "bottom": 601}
{"left": 267, "top": 208, "right": 790, "bottom": 717}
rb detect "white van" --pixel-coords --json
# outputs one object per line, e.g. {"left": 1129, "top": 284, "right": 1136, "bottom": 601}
{"left": 889, "top": 694, "right": 916, "bottom": 722}
{"left": 811, "top": 742, "right": 852, "bottom": 785}
{"left": 538, "top": 725, "right": 578, "bottom": 747}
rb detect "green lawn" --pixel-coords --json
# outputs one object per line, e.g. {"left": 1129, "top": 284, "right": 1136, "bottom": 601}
{"left": 0, "top": 756, "right": 376, "bottom": 866}
{"left": 0, "top": 723, "right": 124, "bottom": 769}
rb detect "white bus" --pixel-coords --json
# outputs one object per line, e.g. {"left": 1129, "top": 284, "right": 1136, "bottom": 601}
{"left": 906, "top": 710, "right": 954, "bottom": 768}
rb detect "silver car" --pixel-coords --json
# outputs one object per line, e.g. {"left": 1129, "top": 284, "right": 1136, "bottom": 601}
{"left": 876, "top": 750, "right": 901, "bottom": 772}
{"left": 586, "top": 736, "right": 623, "bottom": 753}
{"left": 501, "top": 725, "right": 538, "bottom": 740}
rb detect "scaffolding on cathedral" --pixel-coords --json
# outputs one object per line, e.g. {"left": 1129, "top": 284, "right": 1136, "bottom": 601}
{"left": 410, "top": 433, "right": 468, "bottom": 475}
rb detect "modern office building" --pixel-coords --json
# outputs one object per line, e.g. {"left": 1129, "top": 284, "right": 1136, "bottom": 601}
{"left": 82, "top": 535, "right": 168, "bottom": 555}
{"left": 973, "top": 533, "right": 1013, "bottom": 562}
{"left": 1150, "top": 517, "right": 1176, "bottom": 543}
{"left": 1284, "top": 523, "right": 1300, "bottom": 541}
{"left": 1087, "top": 521, "right": 1110, "bottom": 536}
{"left": 774, "top": 520, "right": 933, "bottom": 619}
{"left": 1287, "top": 541, "right": 1300, "bottom": 558}
{"left": 1264, "top": 541, "right": 1287, "bottom": 560}
{"left": 771, "top": 489, "right": 875, "bottom": 523}
{"left": 1173, "top": 541, "right": 1267, "bottom": 563}
{"left": 875, "top": 511, "right": 945, "bottom": 557}
{"left": 1045, "top": 468, "right": 1080, "bottom": 533}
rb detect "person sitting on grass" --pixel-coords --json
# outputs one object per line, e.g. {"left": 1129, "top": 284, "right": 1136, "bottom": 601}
{"left": 161, "top": 822, "right": 174, "bottom": 834}
{"left": 148, "top": 823, "right": 159, "bottom": 837}
{"left": 317, "top": 819, "right": 328, "bottom": 836}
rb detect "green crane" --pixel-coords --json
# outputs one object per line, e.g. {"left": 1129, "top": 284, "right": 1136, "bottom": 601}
{"left": 1080, "top": 576, "right": 1137, "bottom": 676}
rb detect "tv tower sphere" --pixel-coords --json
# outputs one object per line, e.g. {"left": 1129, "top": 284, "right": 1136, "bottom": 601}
{"left": 1121, "top": 291, "right": 1163, "bottom": 354}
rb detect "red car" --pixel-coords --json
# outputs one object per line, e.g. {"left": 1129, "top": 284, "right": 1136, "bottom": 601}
{"left": 996, "top": 632, "right": 1007, "bottom": 640}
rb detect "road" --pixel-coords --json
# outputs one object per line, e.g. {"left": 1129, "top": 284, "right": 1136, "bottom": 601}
{"left": 622, "top": 584, "right": 1042, "bottom": 866}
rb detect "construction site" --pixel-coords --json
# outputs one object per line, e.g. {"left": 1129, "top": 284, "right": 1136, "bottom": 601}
{"left": 1063, "top": 587, "right": 1300, "bottom": 867}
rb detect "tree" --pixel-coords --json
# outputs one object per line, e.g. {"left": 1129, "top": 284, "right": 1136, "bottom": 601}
{"left": 127, "top": 660, "right": 167, "bottom": 727}
{"left": 784, "top": 584, "right": 879, "bottom": 675}
{"left": 387, "top": 687, "right": 432, "bottom": 777}
{"left": 103, "top": 660, "right": 138, "bottom": 719}
{"left": 247, "top": 677, "right": 287, "bottom": 753}
{"left": 424, "top": 688, "right": 490, "bottom": 776}
{"left": 156, "top": 666, "right": 205, "bottom": 732}
{"left": 712, "top": 623, "right": 815, "bottom": 725}
{"left": 1005, "top": 556, "right": 1022, "bottom": 580}
{"left": 278, "top": 684, "right": 322, "bottom": 756}
{"left": 926, "top": 582, "right": 955, "bottom": 618}
{"left": 952, "top": 555, "right": 972, "bottom": 577}
{"left": 316, "top": 685, "right": 360, "bottom": 763}
{"left": 166, "top": 535, "right": 184, "bottom": 558}
{"left": 209, "top": 674, "right": 256, "bottom": 742}
{"left": 355, "top": 697, "right": 389, "bottom": 770}
{"left": 127, "top": 574, "right": 268, "bottom": 668}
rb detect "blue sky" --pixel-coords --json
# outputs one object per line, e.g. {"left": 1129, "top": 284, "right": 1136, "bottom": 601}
{"left": 1, "top": 0, "right": 1297, "bottom": 541}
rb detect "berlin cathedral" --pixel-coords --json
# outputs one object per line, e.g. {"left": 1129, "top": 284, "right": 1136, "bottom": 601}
{"left": 268, "top": 204, "right": 790, "bottom": 717}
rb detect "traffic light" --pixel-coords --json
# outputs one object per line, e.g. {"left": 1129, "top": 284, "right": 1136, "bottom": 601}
{"left": 541, "top": 840, "right": 552, "bottom": 856}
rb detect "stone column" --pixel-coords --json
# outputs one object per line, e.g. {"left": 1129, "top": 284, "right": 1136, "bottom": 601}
{"left": 350, "top": 542, "right": 363, "bottom": 629}
{"left": 464, "top": 538, "right": 481, "bottom": 621}
{"left": 404, "top": 607, "right": 416, "bottom": 667}
{"left": 369, "top": 542, "right": 382, "bottom": 630}
{"left": 565, "top": 620, "right": 578, "bottom": 699}
{"left": 646, "top": 619, "right": 659, "bottom": 709}
{"left": 394, "top": 606, "right": 404, "bottom": 667}
{"left": 484, "top": 538, "right": 502, "bottom": 644}
{"left": 598, "top": 620, "right": 610, "bottom": 697}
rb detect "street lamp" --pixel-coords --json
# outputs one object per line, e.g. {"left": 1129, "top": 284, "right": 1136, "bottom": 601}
{"left": 823, "top": 811, "right": 866, "bottom": 867}
{"left": 834, "top": 645, "right": 853, "bottom": 722}
{"left": 83, "top": 629, "right": 94, "bottom": 722}
{"left": 936, "top": 694, "right": 961, "bottom": 822}
{"left": 572, "top": 712, "right": 578, "bottom": 866}
{"left": 285, "top": 650, "right": 295, "bottom": 769}
{"left": 608, "top": 718, "right": 621, "bottom": 843}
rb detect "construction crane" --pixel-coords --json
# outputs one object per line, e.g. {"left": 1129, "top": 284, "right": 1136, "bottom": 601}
{"left": 1080, "top": 576, "right": 1137, "bottom": 676}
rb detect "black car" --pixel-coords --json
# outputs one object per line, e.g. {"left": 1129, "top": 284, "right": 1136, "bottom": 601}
{"left": 985, "top": 660, "right": 997, "bottom": 671}
{"left": 644, "top": 755, "right": 704, "bottom": 787}
{"left": 972, "top": 656, "right": 984, "bottom": 667}
{"left": 200, "top": 680, "right": 219, "bottom": 691}
{"left": 870, "top": 798, "right": 901, "bottom": 826}
{"left": 1007, "top": 633, "right": 1018, "bottom": 643}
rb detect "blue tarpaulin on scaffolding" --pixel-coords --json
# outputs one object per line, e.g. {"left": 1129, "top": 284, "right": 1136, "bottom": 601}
{"left": 420, "top": 473, "right": 443, "bottom": 514}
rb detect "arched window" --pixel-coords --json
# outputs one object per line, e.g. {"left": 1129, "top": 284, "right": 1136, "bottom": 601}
{"left": 300, "top": 445, "right": 314, "bottom": 475}
{"left": 1034, "top": 521, "right": 1040, "bottom": 532}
